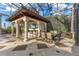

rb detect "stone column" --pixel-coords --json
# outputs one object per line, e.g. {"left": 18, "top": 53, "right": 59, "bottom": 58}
{"left": 37, "top": 21, "right": 41, "bottom": 37}
{"left": 23, "top": 17, "right": 28, "bottom": 42}
{"left": 11, "top": 22, "right": 14, "bottom": 36}
{"left": 45, "top": 23, "right": 47, "bottom": 32}
{"left": 71, "top": 6, "right": 75, "bottom": 42}
{"left": 44, "top": 23, "right": 47, "bottom": 38}
{"left": 0, "top": 16, "right": 2, "bottom": 34}
{"left": 15, "top": 21, "right": 19, "bottom": 38}
{"left": 71, "top": 5, "right": 75, "bottom": 33}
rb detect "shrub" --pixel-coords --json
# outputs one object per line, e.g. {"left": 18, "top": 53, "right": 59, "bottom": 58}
{"left": 6, "top": 26, "right": 11, "bottom": 33}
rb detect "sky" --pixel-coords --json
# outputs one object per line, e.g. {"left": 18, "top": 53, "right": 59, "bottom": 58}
{"left": 0, "top": 3, "right": 72, "bottom": 28}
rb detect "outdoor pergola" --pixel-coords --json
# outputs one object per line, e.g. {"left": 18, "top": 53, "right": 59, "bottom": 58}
{"left": 0, "top": 3, "right": 72, "bottom": 16}
{"left": 0, "top": 3, "right": 75, "bottom": 42}
{"left": 9, "top": 7, "right": 49, "bottom": 42}
{"left": 1, "top": 3, "right": 79, "bottom": 46}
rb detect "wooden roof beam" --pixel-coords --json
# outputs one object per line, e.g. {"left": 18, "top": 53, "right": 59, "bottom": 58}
{"left": 11, "top": 3, "right": 20, "bottom": 9}
{"left": 37, "top": 3, "right": 44, "bottom": 16}
{"left": 28, "top": 3, "right": 39, "bottom": 15}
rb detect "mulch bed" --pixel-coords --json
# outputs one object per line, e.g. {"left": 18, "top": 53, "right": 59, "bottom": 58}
{"left": 12, "top": 45, "right": 27, "bottom": 51}
{"left": 64, "top": 32, "right": 73, "bottom": 39}
{"left": 37, "top": 43, "right": 48, "bottom": 49}
{"left": 37, "top": 38, "right": 53, "bottom": 44}
{"left": 55, "top": 42, "right": 68, "bottom": 47}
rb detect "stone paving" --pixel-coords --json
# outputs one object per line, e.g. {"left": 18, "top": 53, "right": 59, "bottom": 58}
{"left": 0, "top": 42, "right": 72, "bottom": 56}
{"left": 0, "top": 41, "right": 77, "bottom": 56}
{"left": 0, "top": 34, "right": 79, "bottom": 56}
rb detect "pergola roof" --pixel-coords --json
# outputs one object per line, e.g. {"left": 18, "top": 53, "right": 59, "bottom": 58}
{"left": 9, "top": 7, "right": 50, "bottom": 23}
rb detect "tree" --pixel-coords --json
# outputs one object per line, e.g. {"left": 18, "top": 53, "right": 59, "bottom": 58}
{"left": 6, "top": 26, "right": 11, "bottom": 33}
{"left": 46, "top": 14, "right": 71, "bottom": 32}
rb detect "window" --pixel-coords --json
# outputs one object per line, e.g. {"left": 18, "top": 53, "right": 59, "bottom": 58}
{"left": 31, "top": 23, "right": 38, "bottom": 29}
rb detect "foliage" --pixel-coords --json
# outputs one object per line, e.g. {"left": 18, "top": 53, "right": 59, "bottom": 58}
{"left": 6, "top": 26, "right": 11, "bottom": 33}
{"left": 6, "top": 18, "right": 12, "bottom": 22}
{"left": 45, "top": 14, "right": 71, "bottom": 33}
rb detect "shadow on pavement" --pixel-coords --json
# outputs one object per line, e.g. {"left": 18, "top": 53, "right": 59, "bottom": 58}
{"left": 37, "top": 43, "right": 48, "bottom": 49}
{"left": 12, "top": 45, "right": 27, "bottom": 51}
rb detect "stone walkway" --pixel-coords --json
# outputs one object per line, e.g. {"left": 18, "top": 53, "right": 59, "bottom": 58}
{"left": 0, "top": 34, "right": 78, "bottom": 56}
{"left": 0, "top": 42, "right": 73, "bottom": 56}
{"left": 0, "top": 42, "right": 79, "bottom": 56}
{"left": 0, "top": 38, "right": 74, "bottom": 56}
